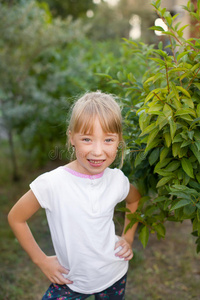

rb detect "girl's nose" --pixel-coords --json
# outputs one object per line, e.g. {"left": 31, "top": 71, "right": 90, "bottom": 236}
{"left": 92, "top": 142, "right": 103, "bottom": 156}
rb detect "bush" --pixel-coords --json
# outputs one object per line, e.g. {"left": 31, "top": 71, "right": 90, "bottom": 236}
{"left": 104, "top": 0, "right": 200, "bottom": 252}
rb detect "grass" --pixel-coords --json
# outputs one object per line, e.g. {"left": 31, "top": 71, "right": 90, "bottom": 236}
{"left": 0, "top": 148, "right": 200, "bottom": 299}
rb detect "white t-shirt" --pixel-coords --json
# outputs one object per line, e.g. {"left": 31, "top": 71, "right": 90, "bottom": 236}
{"left": 30, "top": 166, "right": 130, "bottom": 294}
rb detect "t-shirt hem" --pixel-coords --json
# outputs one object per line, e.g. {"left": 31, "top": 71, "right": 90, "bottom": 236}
{"left": 66, "top": 264, "right": 129, "bottom": 294}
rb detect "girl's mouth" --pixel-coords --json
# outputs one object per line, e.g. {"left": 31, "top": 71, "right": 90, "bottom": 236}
{"left": 88, "top": 159, "right": 105, "bottom": 167}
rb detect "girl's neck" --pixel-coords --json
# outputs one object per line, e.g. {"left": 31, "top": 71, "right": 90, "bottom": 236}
{"left": 64, "top": 161, "right": 104, "bottom": 179}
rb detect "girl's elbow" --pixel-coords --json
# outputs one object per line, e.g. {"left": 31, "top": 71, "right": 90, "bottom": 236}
{"left": 7, "top": 210, "right": 14, "bottom": 227}
{"left": 7, "top": 208, "right": 17, "bottom": 229}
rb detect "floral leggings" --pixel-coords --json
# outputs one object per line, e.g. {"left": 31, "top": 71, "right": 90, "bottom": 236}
{"left": 42, "top": 273, "right": 127, "bottom": 300}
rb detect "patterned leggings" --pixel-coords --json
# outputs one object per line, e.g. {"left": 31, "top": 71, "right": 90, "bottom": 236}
{"left": 42, "top": 273, "right": 127, "bottom": 300}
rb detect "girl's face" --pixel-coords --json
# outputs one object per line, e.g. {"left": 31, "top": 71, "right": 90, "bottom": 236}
{"left": 70, "top": 117, "right": 119, "bottom": 175}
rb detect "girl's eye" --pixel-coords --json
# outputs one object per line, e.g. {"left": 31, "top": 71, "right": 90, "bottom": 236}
{"left": 83, "top": 138, "right": 91, "bottom": 142}
{"left": 105, "top": 138, "right": 113, "bottom": 143}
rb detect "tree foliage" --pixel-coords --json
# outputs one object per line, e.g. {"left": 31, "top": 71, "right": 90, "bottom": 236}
{"left": 103, "top": 0, "right": 200, "bottom": 252}
{"left": 0, "top": 0, "right": 85, "bottom": 176}
{"left": 37, "top": 0, "right": 96, "bottom": 19}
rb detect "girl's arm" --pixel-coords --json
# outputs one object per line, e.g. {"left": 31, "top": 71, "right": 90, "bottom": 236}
{"left": 115, "top": 184, "right": 141, "bottom": 261}
{"left": 8, "top": 190, "right": 72, "bottom": 284}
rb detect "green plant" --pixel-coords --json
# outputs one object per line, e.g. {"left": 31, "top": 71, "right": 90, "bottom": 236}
{"left": 104, "top": 0, "right": 200, "bottom": 252}
{"left": 0, "top": 0, "right": 85, "bottom": 174}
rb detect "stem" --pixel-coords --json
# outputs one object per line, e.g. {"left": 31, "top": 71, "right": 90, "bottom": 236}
{"left": 187, "top": 66, "right": 200, "bottom": 89}
{"left": 165, "top": 61, "right": 170, "bottom": 93}
{"left": 153, "top": 92, "right": 164, "bottom": 103}
{"left": 129, "top": 149, "right": 145, "bottom": 153}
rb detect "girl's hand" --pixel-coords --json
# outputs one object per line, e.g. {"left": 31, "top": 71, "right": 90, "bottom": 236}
{"left": 37, "top": 255, "right": 73, "bottom": 285}
{"left": 114, "top": 237, "right": 133, "bottom": 261}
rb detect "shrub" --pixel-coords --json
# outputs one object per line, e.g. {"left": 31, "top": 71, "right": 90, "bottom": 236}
{"left": 104, "top": 0, "right": 200, "bottom": 252}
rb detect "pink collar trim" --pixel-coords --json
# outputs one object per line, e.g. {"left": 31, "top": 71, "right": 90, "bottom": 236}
{"left": 63, "top": 167, "right": 104, "bottom": 180}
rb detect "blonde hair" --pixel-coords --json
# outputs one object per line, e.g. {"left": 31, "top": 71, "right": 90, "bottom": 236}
{"left": 67, "top": 91, "right": 125, "bottom": 167}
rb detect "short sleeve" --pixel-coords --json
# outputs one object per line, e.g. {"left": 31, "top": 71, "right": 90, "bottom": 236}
{"left": 118, "top": 169, "right": 130, "bottom": 202}
{"left": 30, "top": 172, "right": 52, "bottom": 211}
{"left": 111, "top": 168, "right": 130, "bottom": 203}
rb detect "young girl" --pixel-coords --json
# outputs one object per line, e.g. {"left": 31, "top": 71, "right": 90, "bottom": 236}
{"left": 8, "top": 91, "right": 141, "bottom": 299}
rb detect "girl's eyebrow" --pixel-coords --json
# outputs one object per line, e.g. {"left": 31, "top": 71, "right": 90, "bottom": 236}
{"left": 79, "top": 133, "right": 92, "bottom": 136}
{"left": 106, "top": 133, "right": 118, "bottom": 137}
{"left": 78, "top": 133, "right": 118, "bottom": 137}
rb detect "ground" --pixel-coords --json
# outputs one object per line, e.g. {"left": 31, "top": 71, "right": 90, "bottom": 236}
{"left": 0, "top": 162, "right": 199, "bottom": 300}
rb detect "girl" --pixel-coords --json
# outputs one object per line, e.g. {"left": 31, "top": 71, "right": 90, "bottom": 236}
{"left": 8, "top": 91, "right": 141, "bottom": 299}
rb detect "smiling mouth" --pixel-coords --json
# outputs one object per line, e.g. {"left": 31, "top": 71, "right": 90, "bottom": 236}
{"left": 88, "top": 159, "right": 105, "bottom": 164}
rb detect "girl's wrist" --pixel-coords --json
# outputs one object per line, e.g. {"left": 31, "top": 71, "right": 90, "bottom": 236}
{"left": 32, "top": 252, "right": 47, "bottom": 266}
{"left": 121, "top": 234, "right": 134, "bottom": 247}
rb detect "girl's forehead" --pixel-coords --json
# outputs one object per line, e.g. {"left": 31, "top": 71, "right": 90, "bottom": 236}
{"left": 78, "top": 116, "right": 117, "bottom": 134}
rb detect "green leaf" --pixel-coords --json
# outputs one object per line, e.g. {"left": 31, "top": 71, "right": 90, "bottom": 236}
{"left": 156, "top": 170, "right": 174, "bottom": 177}
{"left": 134, "top": 151, "right": 148, "bottom": 168}
{"left": 169, "top": 119, "right": 177, "bottom": 140}
{"left": 144, "top": 91, "right": 154, "bottom": 103}
{"left": 117, "top": 71, "right": 124, "bottom": 81}
{"left": 138, "top": 196, "right": 151, "bottom": 209}
{"left": 190, "top": 117, "right": 200, "bottom": 129}
{"left": 163, "top": 31, "right": 176, "bottom": 38}
{"left": 145, "top": 205, "right": 158, "bottom": 216}
{"left": 177, "top": 50, "right": 191, "bottom": 61}
{"left": 179, "top": 114, "right": 194, "bottom": 122}
{"left": 117, "top": 207, "right": 131, "bottom": 213}
{"left": 196, "top": 103, "right": 200, "bottom": 118}
{"left": 170, "top": 199, "right": 191, "bottom": 211}
{"left": 176, "top": 86, "right": 191, "bottom": 98}
{"left": 190, "top": 144, "right": 200, "bottom": 164}
{"left": 192, "top": 217, "right": 200, "bottom": 235}
{"left": 146, "top": 127, "right": 159, "bottom": 148}
{"left": 194, "top": 83, "right": 200, "bottom": 92}
{"left": 156, "top": 115, "right": 168, "bottom": 129}
{"left": 182, "top": 97, "right": 194, "bottom": 109}
{"left": 139, "top": 112, "right": 151, "bottom": 132}
{"left": 181, "top": 158, "right": 194, "bottom": 178}
{"left": 150, "top": 58, "right": 166, "bottom": 66}
{"left": 150, "top": 26, "right": 165, "bottom": 31}
{"left": 175, "top": 108, "right": 196, "bottom": 117}
{"left": 154, "top": 158, "right": 172, "bottom": 172}
{"left": 127, "top": 73, "right": 136, "bottom": 83}
{"left": 173, "top": 134, "right": 183, "bottom": 143}
{"left": 197, "top": 209, "right": 200, "bottom": 222}
{"left": 164, "top": 132, "right": 171, "bottom": 147}
{"left": 183, "top": 204, "right": 196, "bottom": 217}
{"left": 160, "top": 147, "right": 170, "bottom": 162}
{"left": 165, "top": 160, "right": 181, "bottom": 172}
{"left": 164, "top": 199, "right": 172, "bottom": 210}
{"left": 139, "top": 226, "right": 149, "bottom": 248}
{"left": 156, "top": 176, "right": 174, "bottom": 188}
{"left": 140, "top": 122, "right": 157, "bottom": 136}
{"left": 163, "top": 103, "right": 173, "bottom": 118}
{"left": 96, "top": 73, "right": 112, "bottom": 79}
{"left": 187, "top": 130, "right": 194, "bottom": 140}
{"left": 153, "top": 196, "right": 169, "bottom": 203}
{"left": 172, "top": 143, "right": 181, "bottom": 157}
{"left": 181, "top": 140, "right": 191, "bottom": 148}
{"left": 145, "top": 138, "right": 160, "bottom": 153}
{"left": 108, "top": 79, "right": 120, "bottom": 84}
{"left": 148, "top": 104, "right": 164, "bottom": 112}
{"left": 196, "top": 173, "right": 200, "bottom": 184}
{"left": 170, "top": 82, "right": 180, "bottom": 101}
{"left": 149, "top": 148, "right": 160, "bottom": 166}
{"left": 153, "top": 223, "right": 166, "bottom": 238}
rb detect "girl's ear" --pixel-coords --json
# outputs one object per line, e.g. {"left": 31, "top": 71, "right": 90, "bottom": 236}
{"left": 68, "top": 130, "right": 74, "bottom": 146}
